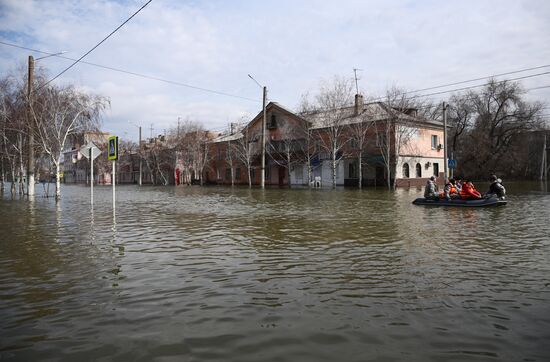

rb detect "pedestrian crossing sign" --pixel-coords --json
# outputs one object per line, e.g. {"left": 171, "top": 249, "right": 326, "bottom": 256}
{"left": 108, "top": 136, "right": 119, "bottom": 161}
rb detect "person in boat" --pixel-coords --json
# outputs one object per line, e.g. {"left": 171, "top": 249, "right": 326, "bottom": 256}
{"left": 460, "top": 179, "right": 482, "bottom": 200}
{"left": 454, "top": 176, "right": 463, "bottom": 193}
{"left": 486, "top": 174, "right": 506, "bottom": 199}
{"left": 424, "top": 175, "right": 438, "bottom": 200}
{"left": 442, "top": 178, "right": 460, "bottom": 200}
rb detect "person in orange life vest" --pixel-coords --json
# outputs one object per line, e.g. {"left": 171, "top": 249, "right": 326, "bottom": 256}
{"left": 442, "top": 178, "right": 460, "bottom": 200}
{"left": 460, "top": 179, "right": 482, "bottom": 200}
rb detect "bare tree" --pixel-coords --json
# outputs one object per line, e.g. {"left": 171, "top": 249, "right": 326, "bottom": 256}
{"left": 266, "top": 121, "right": 304, "bottom": 188}
{"left": 32, "top": 84, "right": 108, "bottom": 199}
{"left": 305, "top": 76, "right": 354, "bottom": 188}
{"left": 374, "top": 87, "right": 423, "bottom": 189}
{"left": 296, "top": 94, "right": 318, "bottom": 187}
{"left": 347, "top": 111, "right": 373, "bottom": 188}
{"left": 447, "top": 93, "right": 475, "bottom": 158}
{"left": 0, "top": 74, "right": 27, "bottom": 196}
{"left": 223, "top": 127, "right": 236, "bottom": 186}
{"left": 232, "top": 122, "right": 256, "bottom": 188}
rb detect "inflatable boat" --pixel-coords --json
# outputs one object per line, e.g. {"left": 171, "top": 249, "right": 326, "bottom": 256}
{"left": 412, "top": 197, "right": 507, "bottom": 207}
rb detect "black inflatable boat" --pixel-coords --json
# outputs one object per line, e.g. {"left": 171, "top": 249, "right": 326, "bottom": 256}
{"left": 412, "top": 197, "right": 507, "bottom": 207}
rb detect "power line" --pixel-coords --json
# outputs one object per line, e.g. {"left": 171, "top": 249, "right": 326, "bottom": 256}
{"left": 40, "top": 0, "right": 153, "bottom": 89}
{"left": 528, "top": 85, "right": 550, "bottom": 91}
{"left": 0, "top": 40, "right": 259, "bottom": 102}
{"left": 371, "top": 71, "right": 550, "bottom": 104}
{"left": 373, "top": 64, "right": 550, "bottom": 101}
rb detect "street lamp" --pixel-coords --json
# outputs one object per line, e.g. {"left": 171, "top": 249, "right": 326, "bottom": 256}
{"left": 27, "top": 51, "right": 67, "bottom": 197}
{"left": 247, "top": 74, "right": 267, "bottom": 189}
{"left": 128, "top": 121, "right": 143, "bottom": 186}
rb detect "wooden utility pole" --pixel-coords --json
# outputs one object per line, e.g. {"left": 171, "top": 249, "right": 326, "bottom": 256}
{"left": 27, "top": 55, "right": 35, "bottom": 196}
{"left": 443, "top": 102, "right": 448, "bottom": 180}
{"left": 543, "top": 131, "right": 548, "bottom": 182}
{"left": 261, "top": 86, "right": 267, "bottom": 189}
{"left": 138, "top": 125, "right": 142, "bottom": 186}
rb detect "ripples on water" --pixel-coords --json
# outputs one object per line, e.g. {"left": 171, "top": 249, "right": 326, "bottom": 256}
{"left": 1, "top": 183, "right": 550, "bottom": 361}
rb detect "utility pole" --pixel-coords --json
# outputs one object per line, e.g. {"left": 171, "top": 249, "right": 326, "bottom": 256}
{"left": 138, "top": 125, "right": 142, "bottom": 186}
{"left": 27, "top": 55, "right": 35, "bottom": 197}
{"left": 443, "top": 101, "right": 448, "bottom": 180}
{"left": 261, "top": 86, "right": 266, "bottom": 189}
{"left": 247, "top": 74, "right": 267, "bottom": 188}
{"left": 545, "top": 132, "right": 548, "bottom": 183}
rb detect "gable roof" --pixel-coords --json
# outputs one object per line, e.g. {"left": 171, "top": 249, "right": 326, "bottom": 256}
{"left": 304, "top": 101, "right": 444, "bottom": 129}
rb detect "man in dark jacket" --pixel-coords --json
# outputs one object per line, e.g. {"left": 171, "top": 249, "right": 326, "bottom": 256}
{"left": 486, "top": 175, "right": 506, "bottom": 199}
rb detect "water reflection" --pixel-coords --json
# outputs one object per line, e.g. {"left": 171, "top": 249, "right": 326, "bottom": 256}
{"left": 1, "top": 182, "right": 550, "bottom": 361}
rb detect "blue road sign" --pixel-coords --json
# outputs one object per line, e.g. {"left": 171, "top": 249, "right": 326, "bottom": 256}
{"left": 448, "top": 159, "right": 457, "bottom": 169}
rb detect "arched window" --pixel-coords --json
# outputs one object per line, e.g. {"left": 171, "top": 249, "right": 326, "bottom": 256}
{"left": 416, "top": 163, "right": 422, "bottom": 178}
{"left": 402, "top": 163, "right": 410, "bottom": 178}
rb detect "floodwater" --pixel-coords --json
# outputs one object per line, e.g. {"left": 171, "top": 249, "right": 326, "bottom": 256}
{"left": 1, "top": 182, "right": 549, "bottom": 361}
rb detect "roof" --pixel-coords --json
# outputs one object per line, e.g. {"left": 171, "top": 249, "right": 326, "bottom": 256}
{"left": 304, "top": 101, "right": 444, "bottom": 129}
{"left": 210, "top": 100, "right": 443, "bottom": 144}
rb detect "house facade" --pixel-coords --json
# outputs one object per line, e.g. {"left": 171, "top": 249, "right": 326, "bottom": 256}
{"left": 202, "top": 95, "right": 445, "bottom": 188}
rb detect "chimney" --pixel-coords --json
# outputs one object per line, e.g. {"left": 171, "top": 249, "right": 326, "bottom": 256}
{"left": 354, "top": 94, "right": 364, "bottom": 116}
{"left": 230, "top": 123, "right": 236, "bottom": 135}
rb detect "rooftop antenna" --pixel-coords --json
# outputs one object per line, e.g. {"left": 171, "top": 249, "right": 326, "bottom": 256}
{"left": 353, "top": 68, "right": 363, "bottom": 94}
{"left": 150, "top": 123, "right": 154, "bottom": 139}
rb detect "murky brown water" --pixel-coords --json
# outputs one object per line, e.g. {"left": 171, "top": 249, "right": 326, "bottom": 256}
{"left": 1, "top": 182, "right": 549, "bottom": 361}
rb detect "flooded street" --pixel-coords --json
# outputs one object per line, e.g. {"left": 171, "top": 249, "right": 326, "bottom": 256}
{"left": 1, "top": 183, "right": 550, "bottom": 361}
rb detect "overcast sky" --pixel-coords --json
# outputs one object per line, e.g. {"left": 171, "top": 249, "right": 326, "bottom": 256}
{"left": 1, "top": 0, "right": 549, "bottom": 141}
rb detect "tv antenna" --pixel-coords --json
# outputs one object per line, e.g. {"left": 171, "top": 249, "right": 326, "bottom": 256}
{"left": 353, "top": 68, "right": 363, "bottom": 94}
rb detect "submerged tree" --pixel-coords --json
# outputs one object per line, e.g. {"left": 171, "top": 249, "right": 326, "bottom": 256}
{"left": 303, "top": 76, "right": 354, "bottom": 188}
{"left": 374, "top": 87, "right": 423, "bottom": 189}
{"left": 449, "top": 79, "right": 544, "bottom": 178}
{"left": 32, "top": 84, "right": 109, "bottom": 199}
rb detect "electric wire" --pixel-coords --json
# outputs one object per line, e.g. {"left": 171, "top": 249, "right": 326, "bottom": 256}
{"left": 39, "top": 0, "right": 153, "bottom": 89}
{"left": 0, "top": 40, "right": 260, "bottom": 102}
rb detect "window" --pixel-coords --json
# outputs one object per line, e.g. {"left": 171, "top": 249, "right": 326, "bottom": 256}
{"left": 402, "top": 163, "right": 409, "bottom": 178}
{"left": 349, "top": 138, "right": 358, "bottom": 149}
{"left": 266, "top": 166, "right": 271, "bottom": 181}
{"left": 433, "top": 162, "right": 439, "bottom": 176}
{"left": 225, "top": 168, "right": 231, "bottom": 180}
{"left": 236, "top": 168, "right": 241, "bottom": 180}
{"left": 295, "top": 166, "right": 303, "bottom": 180}
{"left": 431, "top": 135, "right": 438, "bottom": 149}
{"left": 416, "top": 163, "right": 422, "bottom": 178}
{"left": 268, "top": 114, "right": 277, "bottom": 129}
{"left": 349, "top": 163, "right": 357, "bottom": 178}
{"left": 250, "top": 168, "right": 256, "bottom": 180}
{"left": 377, "top": 134, "right": 387, "bottom": 148}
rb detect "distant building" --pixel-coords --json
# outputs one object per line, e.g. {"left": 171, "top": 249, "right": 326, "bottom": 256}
{"left": 203, "top": 95, "right": 445, "bottom": 187}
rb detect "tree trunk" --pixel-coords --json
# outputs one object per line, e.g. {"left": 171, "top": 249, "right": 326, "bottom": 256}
{"left": 18, "top": 134, "right": 25, "bottom": 195}
{"left": 307, "top": 161, "right": 312, "bottom": 188}
{"left": 10, "top": 164, "right": 16, "bottom": 195}
{"left": 332, "top": 150, "right": 337, "bottom": 189}
{"left": 55, "top": 162, "right": 61, "bottom": 200}
{"left": 358, "top": 154, "right": 362, "bottom": 189}
{"left": 287, "top": 151, "right": 291, "bottom": 188}
{"left": 248, "top": 166, "right": 252, "bottom": 188}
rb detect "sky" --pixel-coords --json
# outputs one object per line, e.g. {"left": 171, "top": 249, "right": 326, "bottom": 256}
{"left": 1, "top": 0, "right": 549, "bottom": 142}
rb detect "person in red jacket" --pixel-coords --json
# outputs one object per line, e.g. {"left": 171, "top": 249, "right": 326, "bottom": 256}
{"left": 460, "top": 179, "right": 482, "bottom": 200}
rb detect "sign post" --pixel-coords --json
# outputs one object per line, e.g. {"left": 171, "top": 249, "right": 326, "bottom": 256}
{"left": 108, "top": 136, "right": 119, "bottom": 211}
{"left": 448, "top": 159, "right": 457, "bottom": 179}
{"left": 80, "top": 142, "right": 101, "bottom": 205}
